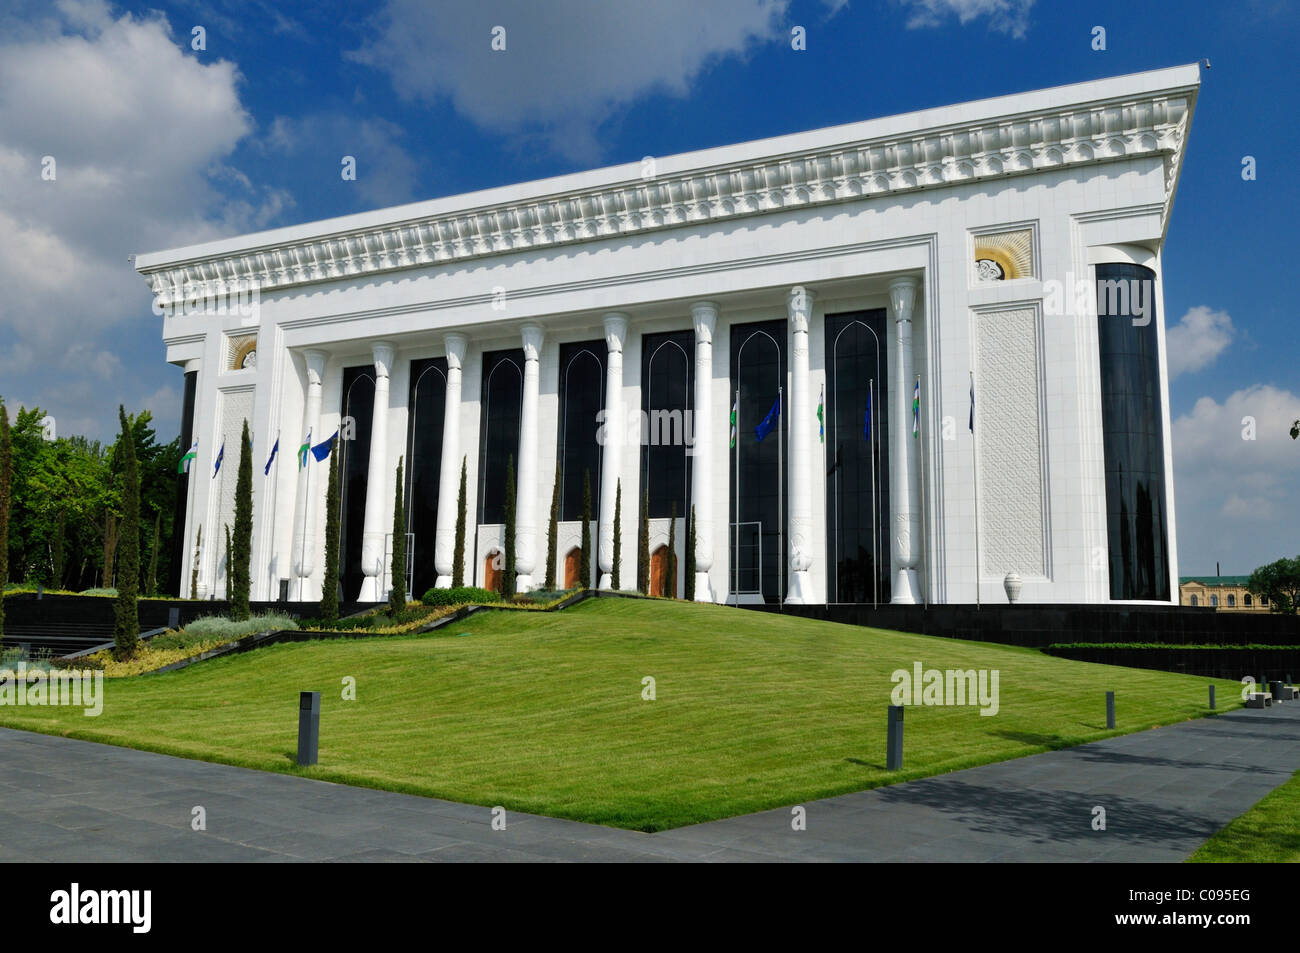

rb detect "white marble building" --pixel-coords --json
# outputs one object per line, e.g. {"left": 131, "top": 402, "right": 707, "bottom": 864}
{"left": 136, "top": 65, "right": 1199, "bottom": 607}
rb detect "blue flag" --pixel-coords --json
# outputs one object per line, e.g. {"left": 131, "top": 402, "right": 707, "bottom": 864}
{"left": 969, "top": 374, "right": 975, "bottom": 434}
{"left": 264, "top": 437, "right": 279, "bottom": 476}
{"left": 212, "top": 439, "right": 224, "bottom": 479}
{"left": 864, "top": 386, "right": 873, "bottom": 440}
{"left": 754, "top": 394, "right": 781, "bottom": 443}
{"left": 311, "top": 430, "right": 339, "bottom": 462}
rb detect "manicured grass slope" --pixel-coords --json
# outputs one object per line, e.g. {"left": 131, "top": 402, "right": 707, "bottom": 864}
{"left": 0, "top": 598, "right": 1244, "bottom": 831}
{"left": 1188, "top": 768, "right": 1300, "bottom": 863}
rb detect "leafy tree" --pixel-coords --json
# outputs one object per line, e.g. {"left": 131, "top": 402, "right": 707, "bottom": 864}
{"left": 685, "top": 505, "right": 697, "bottom": 601}
{"left": 389, "top": 457, "right": 407, "bottom": 612}
{"left": 101, "top": 511, "right": 117, "bottom": 589}
{"left": 452, "top": 457, "right": 467, "bottom": 588}
{"left": 0, "top": 403, "right": 10, "bottom": 639}
{"left": 229, "top": 420, "right": 253, "bottom": 621}
{"left": 611, "top": 479, "right": 621, "bottom": 590}
{"left": 1291, "top": 419, "right": 1299, "bottom": 441}
{"left": 544, "top": 461, "right": 559, "bottom": 589}
{"left": 320, "top": 440, "right": 341, "bottom": 622}
{"left": 666, "top": 501, "right": 677, "bottom": 598}
{"left": 1248, "top": 556, "right": 1300, "bottom": 615}
{"left": 503, "top": 455, "right": 516, "bottom": 597}
{"left": 580, "top": 469, "right": 591, "bottom": 588}
{"left": 145, "top": 507, "right": 160, "bottom": 596}
{"left": 637, "top": 488, "right": 649, "bottom": 594}
{"left": 52, "top": 507, "right": 66, "bottom": 590}
{"left": 113, "top": 406, "right": 140, "bottom": 659}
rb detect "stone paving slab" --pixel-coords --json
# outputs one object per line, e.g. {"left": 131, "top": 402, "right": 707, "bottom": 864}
{"left": 2, "top": 700, "right": 1298, "bottom": 862}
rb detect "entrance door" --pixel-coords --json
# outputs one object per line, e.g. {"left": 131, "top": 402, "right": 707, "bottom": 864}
{"left": 564, "top": 547, "right": 582, "bottom": 589}
{"left": 650, "top": 545, "right": 671, "bottom": 598}
{"left": 483, "top": 550, "right": 502, "bottom": 593}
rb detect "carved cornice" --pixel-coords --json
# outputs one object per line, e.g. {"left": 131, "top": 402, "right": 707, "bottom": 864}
{"left": 138, "top": 86, "right": 1192, "bottom": 307}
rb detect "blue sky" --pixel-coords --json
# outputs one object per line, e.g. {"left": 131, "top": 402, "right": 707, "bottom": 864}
{"left": 0, "top": 0, "right": 1296, "bottom": 573}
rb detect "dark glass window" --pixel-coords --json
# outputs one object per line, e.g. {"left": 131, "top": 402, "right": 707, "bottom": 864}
{"left": 824, "top": 310, "right": 891, "bottom": 604}
{"left": 729, "top": 319, "right": 787, "bottom": 603}
{"left": 640, "top": 330, "right": 694, "bottom": 519}
{"left": 406, "top": 358, "right": 447, "bottom": 598}
{"left": 479, "top": 349, "right": 523, "bottom": 524}
{"left": 557, "top": 341, "right": 605, "bottom": 521}
{"left": 170, "top": 368, "right": 198, "bottom": 596}
{"left": 339, "top": 366, "right": 375, "bottom": 600}
{"left": 1096, "top": 262, "right": 1170, "bottom": 601}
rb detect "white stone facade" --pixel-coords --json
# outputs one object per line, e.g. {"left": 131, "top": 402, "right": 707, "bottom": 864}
{"left": 136, "top": 66, "right": 1198, "bottom": 606}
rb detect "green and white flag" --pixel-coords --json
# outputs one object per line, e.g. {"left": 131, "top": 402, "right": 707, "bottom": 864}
{"left": 912, "top": 378, "right": 920, "bottom": 438}
{"left": 729, "top": 398, "right": 738, "bottom": 449}
{"left": 816, "top": 384, "right": 825, "bottom": 444}
{"left": 297, "top": 430, "right": 312, "bottom": 469}
{"left": 177, "top": 440, "right": 197, "bottom": 474}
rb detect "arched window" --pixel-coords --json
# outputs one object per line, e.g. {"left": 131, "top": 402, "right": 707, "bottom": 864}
{"left": 557, "top": 342, "right": 605, "bottom": 521}
{"left": 641, "top": 330, "right": 693, "bottom": 519}
{"left": 1244, "top": 593, "right": 1253, "bottom": 607}
{"left": 339, "top": 366, "right": 376, "bottom": 600}
{"left": 1227, "top": 593, "right": 1236, "bottom": 607}
{"left": 406, "top": 358, "right": 447, "bottom": 598}
{"left": 1210, "top": 594, "right": 1219, "bottom": 607}
{"left": 479, "top": 350, "right": 523, "bottom": 525}
{"left": 1190, "top": 594, "right": 1198, "bottom": 606}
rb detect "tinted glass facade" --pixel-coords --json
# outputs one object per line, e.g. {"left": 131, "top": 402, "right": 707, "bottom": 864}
{"left": 729, "top": 319, "right": 787, "bottom": 602}
{"left": 339, "top": 366, "right": 375, "bottom": 600}
{"left": 557, "top": 341, "right": 605, "bottom": 521}
{"left": 1096, "top": 262, "right": 1171, "bottom": 601}
{"left": 406, "top": 358, "right": 447, "bottom": 597}
{"left": 640, "top": 330, "right": 694, "bottom": 519}
{"left": 824, "top": 310, "right": 891, "bottom": 604}
{"left": 478, "top": 349, "right": 523, "bottom": 524}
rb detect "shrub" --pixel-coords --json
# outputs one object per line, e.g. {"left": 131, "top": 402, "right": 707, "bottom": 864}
{"left": 180, "top": 612, "right": 299, "bottom": 642}
{"left": 80, "top": 587, "right": 118, "bottom": 597}
{"left": 421, "top": 586, "right": 500, "bottom": 607}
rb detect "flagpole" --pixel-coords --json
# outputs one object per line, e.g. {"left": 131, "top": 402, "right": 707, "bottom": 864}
{"left": 778, "top": 385, "right": 784, "bottom": 609}
{"left": 821, "top": 384, "right": 828, "bottom": 609}
{"left": 971, "top": 370, "right": 981, "bottom": 610}
{"left": 183, "top": 445, "right": 197, "bottom": 598}
{"left": 733, "top": 387, "right": 739, "bottom": 607}
{"left": 917, "top": 374, "right": 927, "bottom": 611}
{"left": 870, "top": 377, "right": 877, "bottom": 609}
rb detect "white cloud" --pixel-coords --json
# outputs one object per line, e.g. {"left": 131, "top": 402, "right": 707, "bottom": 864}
{"left": 896, "top": 0, "right": 1035, "bottom": 37}
{"left": 1166, "top": 305, "right": 1235, "bottom": 379}
{"left": 349, "top": 0, "right": 790, "bottom": 160}
{"left": 1172, "top": 384, "right": 1300, "bottom": 573}
{"left": 0, "top": 3, "right": 271, "bottom": 441}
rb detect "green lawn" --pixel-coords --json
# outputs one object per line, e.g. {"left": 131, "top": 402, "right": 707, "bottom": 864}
{"left": 0, "top": 598, "right": 1245, "bottom": 831}
{"left": 1189, "top": 768, "right": 1300, "bottom": 862}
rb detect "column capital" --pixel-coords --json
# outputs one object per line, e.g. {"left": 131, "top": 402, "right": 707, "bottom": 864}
{"left": 787, "top": 286, "right": 816, "bottom": 333}
{"left": 521, "top": 323, "right": 544, "bottom": 361}
{"left": 602, "top": 312, "right": 629, "bottom": 353}
{"left": 303, "top": 348, "right": 328, "bottom": 385}
{"left": 888, "top": 276, "right": 919, "bottom": 324}
{"left": 691, "top": 301, "right": 718, "bottom": 342}
{"left": 371, "top": 341, "right": 396, "bottom": 378}
{"left": 443, "top": 332, "right": 468, "bottom": 370}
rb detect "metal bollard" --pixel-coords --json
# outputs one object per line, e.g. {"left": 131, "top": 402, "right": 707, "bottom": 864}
{"left": 1106, "top": 691, "right": 1115, "bottom": 729}
{"left": 1208, "top": 684, "right": 1216, "bottom": 710}
{"left": 887, "top": 705, "right": 904, "bottom": 771}
{"left": 297, "top": 691, "right": 321, "bottom": 766}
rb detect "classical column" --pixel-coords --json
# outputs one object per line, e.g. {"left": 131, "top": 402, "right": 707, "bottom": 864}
{"left": 514, "top": 323, "right": 544, "bottom": 591}
{"left": 786, "top": 286, "right": 816, "bottom": 603}
{"left": 357, "top": 341, "right": 395, "bottom": 602}
{"left": 433, "top": 333, "right": 468, "bottom": 589}
{"left": 691, "top": 301, "right": 718, "bottom": 602}
{"left": 889, "top": 277, "right": 922, "bottom": 604}
{"left": 597, "top": 313, "right": 628, "bottom": 590}
{"left": 292, "top": 349, "right": 328, "bottom": 597}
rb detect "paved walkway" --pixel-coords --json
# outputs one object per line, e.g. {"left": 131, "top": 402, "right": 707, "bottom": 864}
{"left": 3, "top": 702, "right": 1299, "bottom": 862}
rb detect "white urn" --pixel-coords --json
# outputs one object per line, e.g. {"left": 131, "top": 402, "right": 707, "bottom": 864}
{"left": 1003, "top": 572, "right": 1023, "bottom": 604}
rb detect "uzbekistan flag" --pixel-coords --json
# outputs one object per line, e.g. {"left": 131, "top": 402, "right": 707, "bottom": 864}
{"left": 298, "top": 431, "right": 311, "bottom": 469}
{"left": 177, "top": 440, "right": 197, "bottom": 474}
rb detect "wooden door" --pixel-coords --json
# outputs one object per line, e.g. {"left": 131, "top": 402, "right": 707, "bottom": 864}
{"left": 564, "top": 547, "right": 582, "bottom": 589}
{"left": 650, "top": 545, "right": 669, "bottom": 598}
{"left": 484, "top": 550, "right": 502, "bottom": 593}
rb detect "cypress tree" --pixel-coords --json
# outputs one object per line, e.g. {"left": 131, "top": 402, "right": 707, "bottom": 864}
{"left": 611, "top": 479, "right": 622, "bottom": 590}
{"left": 579, "top": 469, "right": 591, "bottom": 588}
{"left": 0, "top": 403, "right": 10, "bottom": 639}
{"left": 102, "top": 510, "right": 116, "bottom": 588}
{"left": 667, "top": 501, "right": 677, "bottom": 598}
{"left": 113, "top": 406, "right": 140, "bottom": 659}
{"left": 389, "top": 457, "right": 407, "bottom": 612}
{"left": 320, "top": 440, "right": 341, "bottom": 622}
{"left": 145, "top": 508, "right": 160, "bottom": 596}
{"left": 503, "top": 455, "right": 516, "bottom": 597}
{"left": 230, "top": 420, "right": 253, "bottom": 622}
{"left": 452, "top": 456, "right": 467, "bottom": 587}
{"left": 52, "top": 507, "right": 66, "bottom": 591}
{"left": 637, "top": 488, "right": 649, "bottom": 594}
{"left": 544, "top": 461, "right": 559, "bottom": 589}
{"left": 223, "top": 524, "right": 231, "bottom": 598}
{"left": 190, "top": 525, "right": 201, "bottom": 600}
{"left": 685, "top": 505, "right": 697, "bottom": 601}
